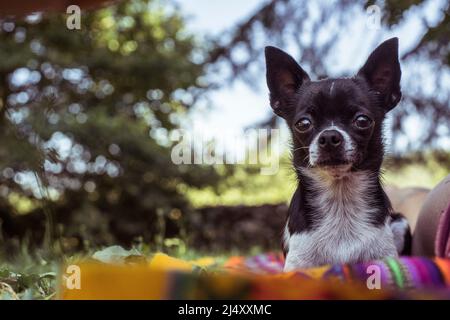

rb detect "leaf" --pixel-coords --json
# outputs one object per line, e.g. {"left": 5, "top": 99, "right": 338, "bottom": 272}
{"left": 92, "top": 245, "right": 143, "bottom": 264}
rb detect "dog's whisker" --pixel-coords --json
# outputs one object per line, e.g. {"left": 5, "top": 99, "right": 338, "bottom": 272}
{"left": 293, "top": 146, "right": 309, "bottom": 152}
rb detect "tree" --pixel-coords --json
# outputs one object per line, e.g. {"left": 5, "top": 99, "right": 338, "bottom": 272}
{"left": 0, "top": 0, "right": 220, "bottom": 252}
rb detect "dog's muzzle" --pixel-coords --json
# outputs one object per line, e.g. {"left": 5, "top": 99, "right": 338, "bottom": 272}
{"left": 309, "top": 128, "right": 355, "bottom": 168}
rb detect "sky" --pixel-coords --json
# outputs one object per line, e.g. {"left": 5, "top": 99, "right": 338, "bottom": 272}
{"left": 175, "top": 0, "right": 450, "bottom": 154}
{"left": 177, "top": 0, "right": 271, "bottom": 139}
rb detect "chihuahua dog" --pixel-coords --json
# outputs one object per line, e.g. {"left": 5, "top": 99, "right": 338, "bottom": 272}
{"left": 265, "top": 38, "right": 411, "bottom": 271}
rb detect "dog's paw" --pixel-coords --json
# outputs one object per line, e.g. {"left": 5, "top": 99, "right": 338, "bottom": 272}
{"left": 389, "top": 213, "right": 412, "bottom": 255}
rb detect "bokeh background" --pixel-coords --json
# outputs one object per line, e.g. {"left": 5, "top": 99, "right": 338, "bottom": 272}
{"left": 0, "top": 0, "right": 448, "bottom": 266}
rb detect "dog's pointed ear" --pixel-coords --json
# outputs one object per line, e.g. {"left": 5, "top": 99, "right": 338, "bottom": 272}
{"left": 265, "top": 46, "right": 309, "bottom": 118}
{"left": 357, "top": 37, "right": 402, "bottom": 112}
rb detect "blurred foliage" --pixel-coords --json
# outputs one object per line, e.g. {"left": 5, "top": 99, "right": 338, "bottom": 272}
{"left": 384, "top": 151, "right": 450, "bottom": 188}
{"left": 187, "top": 155, "right": 296, "bottom": 207}
{"left": 0, "top": 0, "right": 222, "bottom": 256}
{"left": 377, "top": 0, "right": 449, "bottom": 65}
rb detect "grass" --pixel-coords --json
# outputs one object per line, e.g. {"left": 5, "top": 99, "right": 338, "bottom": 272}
{"left": 0, "top": 238, "right": 264, "bottom": 300}
{"left": 0, "top": 253, "right": 58, "bottom": 300}
{"left": 383, "top": 162, "right": 448, "bottom": 189}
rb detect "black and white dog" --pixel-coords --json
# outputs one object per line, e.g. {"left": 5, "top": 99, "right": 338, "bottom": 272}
{"left": 264, "top": 38, "right": 411, "bottom": 271}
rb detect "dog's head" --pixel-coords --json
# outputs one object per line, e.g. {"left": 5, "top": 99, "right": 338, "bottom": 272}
{"left": 265, "top": 38, "right": 401, "bottom": 176}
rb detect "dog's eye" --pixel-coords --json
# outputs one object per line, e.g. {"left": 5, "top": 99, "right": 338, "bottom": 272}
{"left": 354, "top": 115, "right": 373, "bottom": 129}
{"left": 295, "top": 118, "right": 312, "bottom": 132}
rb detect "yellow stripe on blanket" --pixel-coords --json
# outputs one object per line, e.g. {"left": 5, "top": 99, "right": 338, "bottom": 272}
{"left": 60, "top": 263, "right": 169, "bottom": 299}
{"left": 59, "top": 261, "right": 384, "bottom": 300}
{"left": 60, "top": 253, "right": 219, "bottom": 299}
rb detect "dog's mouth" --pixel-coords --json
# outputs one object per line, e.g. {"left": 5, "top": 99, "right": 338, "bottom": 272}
{"left": 313, "top": 159, "right": 353, "bottom": 178}
{"left": 315, "top": 159, "right": 351, "bottom": 167}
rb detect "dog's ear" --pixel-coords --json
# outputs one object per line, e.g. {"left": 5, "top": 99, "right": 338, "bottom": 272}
{"left": 265, "top": 46, "right": 309, "bottom": 118}
{"left": 357, "top": 37, "right": 402, "bottom": 112}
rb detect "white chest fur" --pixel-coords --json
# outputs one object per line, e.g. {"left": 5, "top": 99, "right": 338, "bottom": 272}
{"left": 283, "top": 169, "right": 398, "bottom": 271}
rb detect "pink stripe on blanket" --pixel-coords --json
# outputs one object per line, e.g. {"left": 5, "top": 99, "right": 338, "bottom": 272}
{"left": 244, "top": 253, "right": 284, "bottom": 273}
{"left": 435, "top": 200, "right": 450, "bottom": 258}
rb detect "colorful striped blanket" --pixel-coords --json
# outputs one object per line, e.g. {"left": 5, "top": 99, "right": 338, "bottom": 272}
{"left": 59, "top": 253, "right": 450, "bottom": 299}
{"left": 227, "top": 253, "right": 450, "bottom": 291}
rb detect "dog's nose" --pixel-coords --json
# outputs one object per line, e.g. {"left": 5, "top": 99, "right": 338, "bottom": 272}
{"left": 318, "top": 130, "right": 343, "bottom": 148}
